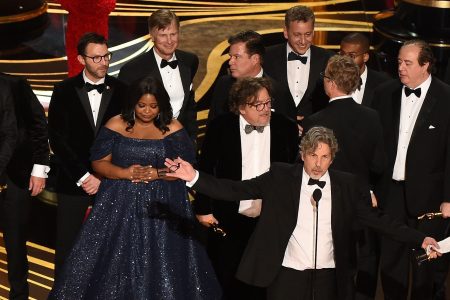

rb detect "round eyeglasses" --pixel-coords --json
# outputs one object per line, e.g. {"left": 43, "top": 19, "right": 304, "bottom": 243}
{"left": 83, "top": 52, "right": 112, "bottom": 63}
{"left": 246, "top": 99, "right": 273, "bottom": 111}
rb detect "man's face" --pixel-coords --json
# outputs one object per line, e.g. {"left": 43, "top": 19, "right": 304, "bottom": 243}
{"left": 151, "top": 20, "right": 179, "bottom": 60}
{"left": 301, "top": 142, "right": 333, "bottom": 179}
{"left": 228, "top": 42, "right": 260, "bottom": 78}
{"left": 339, "top": 42, "right": 368, "bottom": 72}
{"left": 398, "top": 44, "right": 429, "bottom": 89}
{"left": 77, "top": 43, "right": 109, "bottom": 82}
{"left": 283, "top": 20, "right": 314, "bottom": 55}
{"left": 239, "top": 87, "right": 272, "bottom": 126}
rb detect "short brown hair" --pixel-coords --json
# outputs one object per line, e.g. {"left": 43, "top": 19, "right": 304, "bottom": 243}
{"left": 285, "top": 5, "right": 315, "bottom": 28}
{"left": 228, "top": 77, "right": 273, "bottom": 115}
{"left": 402, "top": 39, "right": 436, "bottom": 74}
{"left": 327, "top": 55, "right": 360, "bottom": 94}
{"left": 148, "top": 9, "right": 179, "bottom": 32}
{"left": 228, "top": 30, "right": 265, "bottom": 63}
{"left": 300, "top": 126, "right": 338, "bottom": 159}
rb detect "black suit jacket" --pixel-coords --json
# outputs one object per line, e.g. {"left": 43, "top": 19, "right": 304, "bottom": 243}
{"left": 48, "top": 72, "right": 126, "bottom": 195}
{"left": 207, "top": 74, "right": 296, "bottom": 122}
{"left": 263, "top": 44, "right": 333, "bottom": 117}
{"left": 361, "top": 68, "right": 390, "bottom": 107}
{"left": 192, "top": 165, "right": 425, "bottom": 300}
{"left": 194, "top": 112, "right": 299, "bottom": 226}
{"left": 371, "top": 77, "right": 450, "bottom": 216}
{"left": 0, "top": 76, "right": 18, "bottom": 183}
{"left": 0, "top": 73, "right": 49, "bottom": 189}
{"left": 118, "top": 48, "right": 199, "bottom": 139}
{"left": 303, "top": 97, "right": 386, "bottom": 190}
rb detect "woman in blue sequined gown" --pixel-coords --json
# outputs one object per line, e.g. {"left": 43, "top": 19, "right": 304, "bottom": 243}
{"left": 49, "top": 76, "right": 221, "bottom": 299}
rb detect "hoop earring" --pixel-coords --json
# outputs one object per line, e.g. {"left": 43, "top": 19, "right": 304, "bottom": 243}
{"left": 155, "top": 113, "right": 160, "bottom": 121}
{"left": 133, "top": 111, "right": 136, "bottom": 121}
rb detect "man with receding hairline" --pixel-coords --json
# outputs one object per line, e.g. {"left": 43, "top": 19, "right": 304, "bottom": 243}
{"left": 372, "top": 39, "right": 450, "bottom": 300}
{"left": 165, "top": 126, "right": 438, "bottom": 300}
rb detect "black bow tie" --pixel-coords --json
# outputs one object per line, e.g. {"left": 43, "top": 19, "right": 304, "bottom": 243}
{"left": 288, "top": 52, "right": 308, "bottom": 64}
{"left": 404, "top": 86, "right": 421, "bottom": 98}
{"left": 160, "top": 59, "right": 178, "bottom": 69}
{"left": 308, "top": 178, "right": 326, "bottom": 188}
{"left": 244, "top": 124, "right": 265, "bottom": 134}
{"left": 85, "top": 82, "right": 106, "bottom": 94}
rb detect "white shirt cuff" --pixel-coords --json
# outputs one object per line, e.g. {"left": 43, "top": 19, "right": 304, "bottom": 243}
{"left": 186, "top": 170, "right": 199, "bottom": 188}
{"left": 31, "top": 164, "right": 50, "bottom": 178}
{"left": 77, "top": 172, "right": 91, "bottom": 186}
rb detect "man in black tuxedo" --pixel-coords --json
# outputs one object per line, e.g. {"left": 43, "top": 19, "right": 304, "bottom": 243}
{"left": 339, "top": 33, "right": 390, "bottom": 107}
{"left": 263, "top": 5, "right": 333, "bottom": 124}
{"left": 303, "top": 55, "right": 386, "bottom": 299}
{"left": 195, "top": 77, "right": 298, "bottom": 299}
{"left": 48, "top": 33, "right": 126, "bottom": 275}
{"left": 166, "top": 126, "right": 438, "bottom": 300}
{"left": 0, "top": 77, "right": 17, "bottom": 184}
{"left": 207, "top": 30, "right": 295, "bottom": 122}
{"left": 372, "top": 39, "right": 450, "bottom": 300}
{"left": 0, "top": 73, "right": 49, "bottom": 300}
{"left": 118, "top": 9, "right": 198, "bottom": 140}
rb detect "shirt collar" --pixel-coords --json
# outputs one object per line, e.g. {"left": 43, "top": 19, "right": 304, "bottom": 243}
{"left": 403, "top": 74, "right": 432, "bottom": 94}
{"left": 302, "top": 169, "right": 330, "bottom": 187}
{"left": 239, "top": 114, "right": 270, "bottom": 131}
{"left": 329, "top": 95, "right": 352, "bottom": 102}
{"left": 360, "top": 65, "right": 368, "bottom": 84}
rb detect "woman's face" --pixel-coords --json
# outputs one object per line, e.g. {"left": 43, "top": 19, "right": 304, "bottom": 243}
{"left": 135, "top": 93, "right": 159, "bottom": 123}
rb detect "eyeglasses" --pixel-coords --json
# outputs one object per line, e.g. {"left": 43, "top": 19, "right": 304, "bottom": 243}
{"left": 168, "top": 163, "right": 181, "bottom": 173}
{"left": 83, "top": 52, "right": 112, "bottom": 63}
{"left": 338, "top": 51, "right": 365, "bottom": 59}
{"left": 246, "top": 99, "right": 273, "bottom": 111}
{"left": 320, "top": 71, "right": 332, "bottom": 81}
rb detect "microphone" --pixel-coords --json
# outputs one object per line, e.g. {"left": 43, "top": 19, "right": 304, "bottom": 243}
{"left": 312, "top": 188, "right": 322, "bottom": 300}
{"left": 312, "top": 188, "right": 322, "bottom": 206}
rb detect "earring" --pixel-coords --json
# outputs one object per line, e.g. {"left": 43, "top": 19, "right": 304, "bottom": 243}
{"left": 156, "top": 113, "right": 160, "bottom": 121}
{"left": 133, "top": 111, "right": 136, "bottom": 121}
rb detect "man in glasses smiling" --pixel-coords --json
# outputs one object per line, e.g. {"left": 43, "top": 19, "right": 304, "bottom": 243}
{"left": 195, "top": 77, "right": 298, "bottom": 299}
{"left": 339, "top": 33, "right": 390, "bottom": 107}
{"left": 48, "top": 32, "right": 127, "bottom": 277}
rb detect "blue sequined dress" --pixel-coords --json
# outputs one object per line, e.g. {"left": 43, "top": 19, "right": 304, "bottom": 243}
{"left": 49, "top": 127, "right": 221, "bottom": 299}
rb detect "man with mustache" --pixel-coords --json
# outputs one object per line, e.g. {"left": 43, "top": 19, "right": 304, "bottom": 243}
{"left": 165, "top": 126, "right": 439, "bottom": 300}
{"left": 48, "top": 32, "right": 126, "bottom": 275}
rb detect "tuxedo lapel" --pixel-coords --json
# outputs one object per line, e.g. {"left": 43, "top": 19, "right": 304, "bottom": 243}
{"left": 149, "top": 48, "right": 164, "bottom": 83}
{"left": 176, "top": 50, "right": 191, "bottom": 96}
{"left": 410, "top": 78, "right": 438, "bottom": 143}
{"left": 330, "top": 172, "right": 342, "bottom": 248}
{"left": 290, "top": 165, "right": 303, "bottom": 219}
{"left": 75, "top": 75, "right": 95, "bottom": 131}
{"left": 229, "top": 116, "right": 243, "bottom": 178}
{"left": 391, "top": 85, "right": 402, "bottom": 147}
{"left": 96, "top": 76, "right": 114, "bottom": 134}
{"left": 306, "top": 46, "right": 321, "bottom": 97}
{"left": 361, "top": 69, "right": 374, "bottom": 106}
{"left": 280, "top": 44, "right": 289, "bottom": 87}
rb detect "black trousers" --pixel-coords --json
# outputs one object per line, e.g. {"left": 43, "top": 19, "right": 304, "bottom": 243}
{"left": 380, "top": 180, "right": 449, "bottom": 300}
{"left": 355, "top": 226, "right": 380, "bottom": 300}
{"left": 208, "top": 213, "right": 265, "bottom": 300}
{"left": 54, "top": 193, "right": 91, "bottom": 277}
{"left": 267, "top": 267, "right": 337, "bottom": 300}
{"left": 1, "top": 178, "right": 32, "bottom": 300}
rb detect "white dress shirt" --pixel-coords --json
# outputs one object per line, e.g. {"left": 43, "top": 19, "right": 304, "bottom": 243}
{"left": 154, "top": 51, "right": 184, "bottom": 119}
{"left": 78, "top": 71, "right": 106, "bottom": 185}
{"left": 286, "top": 44, "right": 310, "bottom": 107}
{"left": 238, "top": 115, "right": 271, "bottom": 217}
{"left": 392, "top": 75, "right": 432, "bottom": 180}
{"left": 282, "top": 170, "right": 335, "bottom": 270}
{"left": 351, "top": 65, "right": 368, "bottom": 104}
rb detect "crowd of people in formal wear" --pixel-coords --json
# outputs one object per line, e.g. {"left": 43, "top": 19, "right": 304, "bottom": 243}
{"left": 1, "top": 4, "right": 450, "bottom": 300}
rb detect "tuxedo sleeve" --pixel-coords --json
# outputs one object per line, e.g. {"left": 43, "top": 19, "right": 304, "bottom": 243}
{"left": 20, "top": 78, "right": 49, "bottom": 165}
{"left": 48, "top": 84, "right": 88, "bottom": 181}
{"left": 180, "top": 53, "right": 199, "bottom": 141}
{"left": 0, "top": 81, "right": 17, "bottom": 177}
{"left": 354, "top": 177, "right": 425, "bottom": 246}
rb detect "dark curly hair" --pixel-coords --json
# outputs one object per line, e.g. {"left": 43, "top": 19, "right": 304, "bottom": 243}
{"left": 121, "top": 76, "right": 173, "bottom": 133}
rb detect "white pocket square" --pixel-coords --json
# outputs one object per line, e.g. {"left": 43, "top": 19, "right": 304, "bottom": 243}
{"left": 429, "top": 125, "right": 436, "bottom": 129}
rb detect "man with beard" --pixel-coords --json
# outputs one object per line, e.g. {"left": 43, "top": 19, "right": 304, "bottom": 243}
{"left": 48, "top": 32, "right": 126, "bottom": 275}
